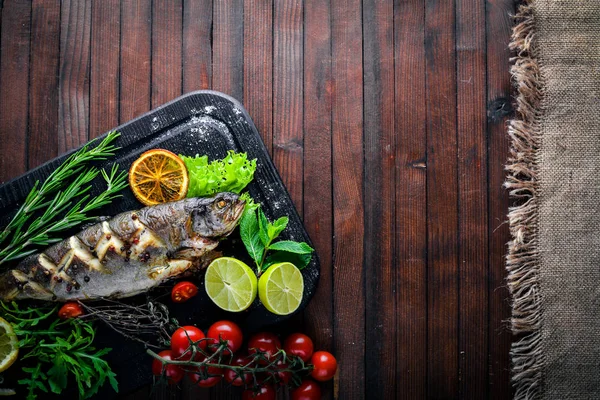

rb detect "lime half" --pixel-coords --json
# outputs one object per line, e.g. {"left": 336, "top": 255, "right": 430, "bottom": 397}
{"left": 205, "top": 257, "right": 257, "bottom": 312}
{"left": 0, "top": 316, "right": 18, "bottom": 373}
{"left": 258, "top": 262, "right": 304, "bottom": 315}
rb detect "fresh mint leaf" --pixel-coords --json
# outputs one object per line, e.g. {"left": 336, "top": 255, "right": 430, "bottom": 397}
{"left": 267, "top": 216, "right": 288, "bottom": 241}
{"left": 267, "top": 240, "right": 313, "bottom": 254}
{"left": 240, "top": 207, "right": 264, "bottom": 266}
{"left": 258, "top": 209, "right": 270, "bottom": 246}
{"left": 264, "top": 251, "right": 312, "bottom": 271}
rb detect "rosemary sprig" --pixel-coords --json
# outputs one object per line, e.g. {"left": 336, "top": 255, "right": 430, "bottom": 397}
{"left": 0, "top": 132, "right": 127, "bottom": 266}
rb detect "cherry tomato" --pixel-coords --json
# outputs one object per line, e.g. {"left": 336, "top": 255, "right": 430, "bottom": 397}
{"left": 151, "top": 350, "right": 185, "bottom": 384}
{"left": 187, "top": 355, "right": 223, "bottom": 388}
{"left": 171, "top": 281, "right": 198, "bottom": 303}
{"left": 224, "top": 354, "right": 252, "bottom": 387}
{"left": 58, "top": 302, "right": 83, "bottom": 320}
{"left": 248, "top": 332, "right": 281, "bottom": 361}
{"left": 283, "top": 333, "right": 314, "bottom": 362}
{"left": 291, "top": 379, "right": 322, "bottom": 400}
{"left": 310, "top": 351, "right": 337, "bottom": 382}
{"left": 170, "top": 326, "right": 206, "bottom": 359}
{"left": 242, "top": 384, "right": 276, "bottom": 400}
{"left": 274, "top": 360, "right": 291, "bottom": 385}
{"left": 206, "top": 320, "right": 243, "bottom": 353}
{"left": 188, "top": 370, "right": 221, "bottom": 388}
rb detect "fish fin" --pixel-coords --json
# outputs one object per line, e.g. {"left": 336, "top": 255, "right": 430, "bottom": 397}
{"left": 172, "top": 247, "right": 209, "bottom": 260}
{"left": 148, "top": 259, "right": 192, "bottom": 280}
{"left": 181, "top": 251, "right": 222, "bottom": 276}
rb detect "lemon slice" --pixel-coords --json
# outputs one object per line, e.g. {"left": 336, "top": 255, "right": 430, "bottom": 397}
{"left": 0, "top": 317, "right": 18, "bottom": 373}
{"left": 258, "top": 262, "right": 304, "bottom": 315}
{"left": 205, "top": 257, "right": 257, "bottom": 312}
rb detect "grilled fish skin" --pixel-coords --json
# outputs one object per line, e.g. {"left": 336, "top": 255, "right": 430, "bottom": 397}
{"left": 0, "top": 193, "right": 245, "bottom": 302}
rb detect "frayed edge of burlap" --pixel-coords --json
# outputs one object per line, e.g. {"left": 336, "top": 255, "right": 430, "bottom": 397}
{"left": 506, "top": 1, "right": 545, "bottom": 400}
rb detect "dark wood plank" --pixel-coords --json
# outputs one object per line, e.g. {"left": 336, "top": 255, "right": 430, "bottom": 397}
{"left": 243, "top": 0, "right": 273, "bottom": 154}
{"left": 212, "top": 0, "right": 243, "bottom": 101}
{"left": 394, "top": 1, "right": 428, "bottom": 397}
{"left": 303, "top": 0, "right": 333, "bottom": 398}
{"left": 363, "top": 0, "right": 396, "bottom": 398}
{"left": 487, "top": 1, "right": 515, "bottom": 398}
{"left": 59, "top": 0, "right": 91, "bottom": 152}
{"left": 182, "top": 0, "right": 212, "bottom": 92}
{"left": 210, "top": 5, "right": 243, "bottom": 394}
{"left": 331, "top": 1, "right": 364, "bottom": 398}
{"left": 28, "top": 0, "right": 60, "bottom": 169}
{"left": 208, "top": 2, "right": 248, "bottom": 395}
{"left": 90, "top": 0, "right": 120, "bottom": 138}
{"left": 151, "top": 0, "right": 183, "bottom": 108}
{"left": 120, "top": 0, "right": 151, "bottom": 122}
{"left": 456, "top": 0, "right": 488, "bottom": 397}
{"left": 425, "top": 0, "right": 459, "bottom": 397}
{"left": 0, "top": 0, "right": 31, "bottom": 182}
{"left": 273, "top": 0, "right": 303, "bottom": 214}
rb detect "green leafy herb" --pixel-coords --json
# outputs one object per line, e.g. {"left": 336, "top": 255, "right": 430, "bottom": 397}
{"left": 18, "top": 363, "right": 48, "bottom": 399}
{"left": 239, "top": 199, "right": 313, "bottom": 273}
{"left": 264, "top": 251, "right": 313, "bottom": 270}
{"left": 0, "top": 132, "right": 127, "bottom": 266}
{"left": 181, "top": 151, "right": 257, "bottom": 197}
{"left": 240, "top": 206, "right": 264, "bottom": 263}
{"left": 2, "top": 301, "right": 118, "bottom": 400}
{"left": 268, "top": 240, "right": 314, "bottom": 254}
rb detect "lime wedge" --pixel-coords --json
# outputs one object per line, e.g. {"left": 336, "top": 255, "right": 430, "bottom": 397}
{"left": 258, "top": 262, "right": 304, "bottom": 315}
{"left": 205, "top": 257, "right": 257, "bottom": 312}
{"left": 0, "top": 316, "right": 18, "bottom": 373}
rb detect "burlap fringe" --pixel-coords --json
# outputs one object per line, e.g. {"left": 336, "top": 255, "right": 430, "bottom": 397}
{"left": 506, "top": 1, "right": 545, "bottom": 399}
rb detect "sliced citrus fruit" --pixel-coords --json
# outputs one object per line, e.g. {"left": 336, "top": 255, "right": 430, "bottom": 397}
{"left": 205, "top": 257, "right": 258, "bottom": 312}
{"left": 258, "top": 262, "right": 304, "bottom": 316}
{"left": 129, "top": 149, "right": 189, "bottom": 206}
{"left": 0, "top": 316, "right": 18, "bottom": 373}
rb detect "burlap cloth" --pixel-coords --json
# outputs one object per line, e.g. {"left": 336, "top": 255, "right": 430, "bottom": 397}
{"left": 506, "top": 1, "right": 600, "bottom": 399}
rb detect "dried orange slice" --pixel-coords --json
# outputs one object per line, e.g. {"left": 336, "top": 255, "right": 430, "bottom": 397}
{"left": 129, "top": 149, "right": 189, "bottom": 206}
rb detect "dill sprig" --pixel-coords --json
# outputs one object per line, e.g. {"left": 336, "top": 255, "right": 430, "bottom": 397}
{"left": 0, "top": 132, "right": 128, "bottom": 266}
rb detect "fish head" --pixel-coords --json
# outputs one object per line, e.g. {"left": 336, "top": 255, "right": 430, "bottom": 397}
{"left": 188, "top": 193, "right": 245, "bottom": 238}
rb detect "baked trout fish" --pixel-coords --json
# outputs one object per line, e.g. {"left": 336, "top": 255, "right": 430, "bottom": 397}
{"left": 0, "top": 193, "right": 244, "bottom": 302}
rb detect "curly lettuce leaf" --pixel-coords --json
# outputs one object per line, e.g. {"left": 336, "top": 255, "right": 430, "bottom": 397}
{"left": 181, "top": 151, "right": 257, "bottom": 197}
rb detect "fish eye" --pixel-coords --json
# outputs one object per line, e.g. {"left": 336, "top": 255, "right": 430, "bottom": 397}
{"left": 216, "top": 200, "right": 227, "bottom": 209}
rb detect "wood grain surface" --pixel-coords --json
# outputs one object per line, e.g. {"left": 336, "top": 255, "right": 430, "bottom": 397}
{"left": 0, "top": 0, "right": 515, "bottom": 398}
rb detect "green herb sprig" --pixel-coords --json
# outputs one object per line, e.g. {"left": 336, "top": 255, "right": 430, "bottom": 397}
{"left": 1, "top": 301, "right": 118, "bottom": 400}
{"left": 239, "top": 194, "right": 314, "bottom": 274}
{"left": 0, "top": 132, "right": 127, "bottom": 265}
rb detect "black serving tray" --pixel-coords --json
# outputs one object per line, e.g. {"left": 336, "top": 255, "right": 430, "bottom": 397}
{"left": 0, "top": 91, "right": 319, "bottom": 397}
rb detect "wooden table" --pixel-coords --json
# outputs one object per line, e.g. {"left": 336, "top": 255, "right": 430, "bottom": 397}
{"left": 0, "top": 0, "right": 515, "bottom": 398}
